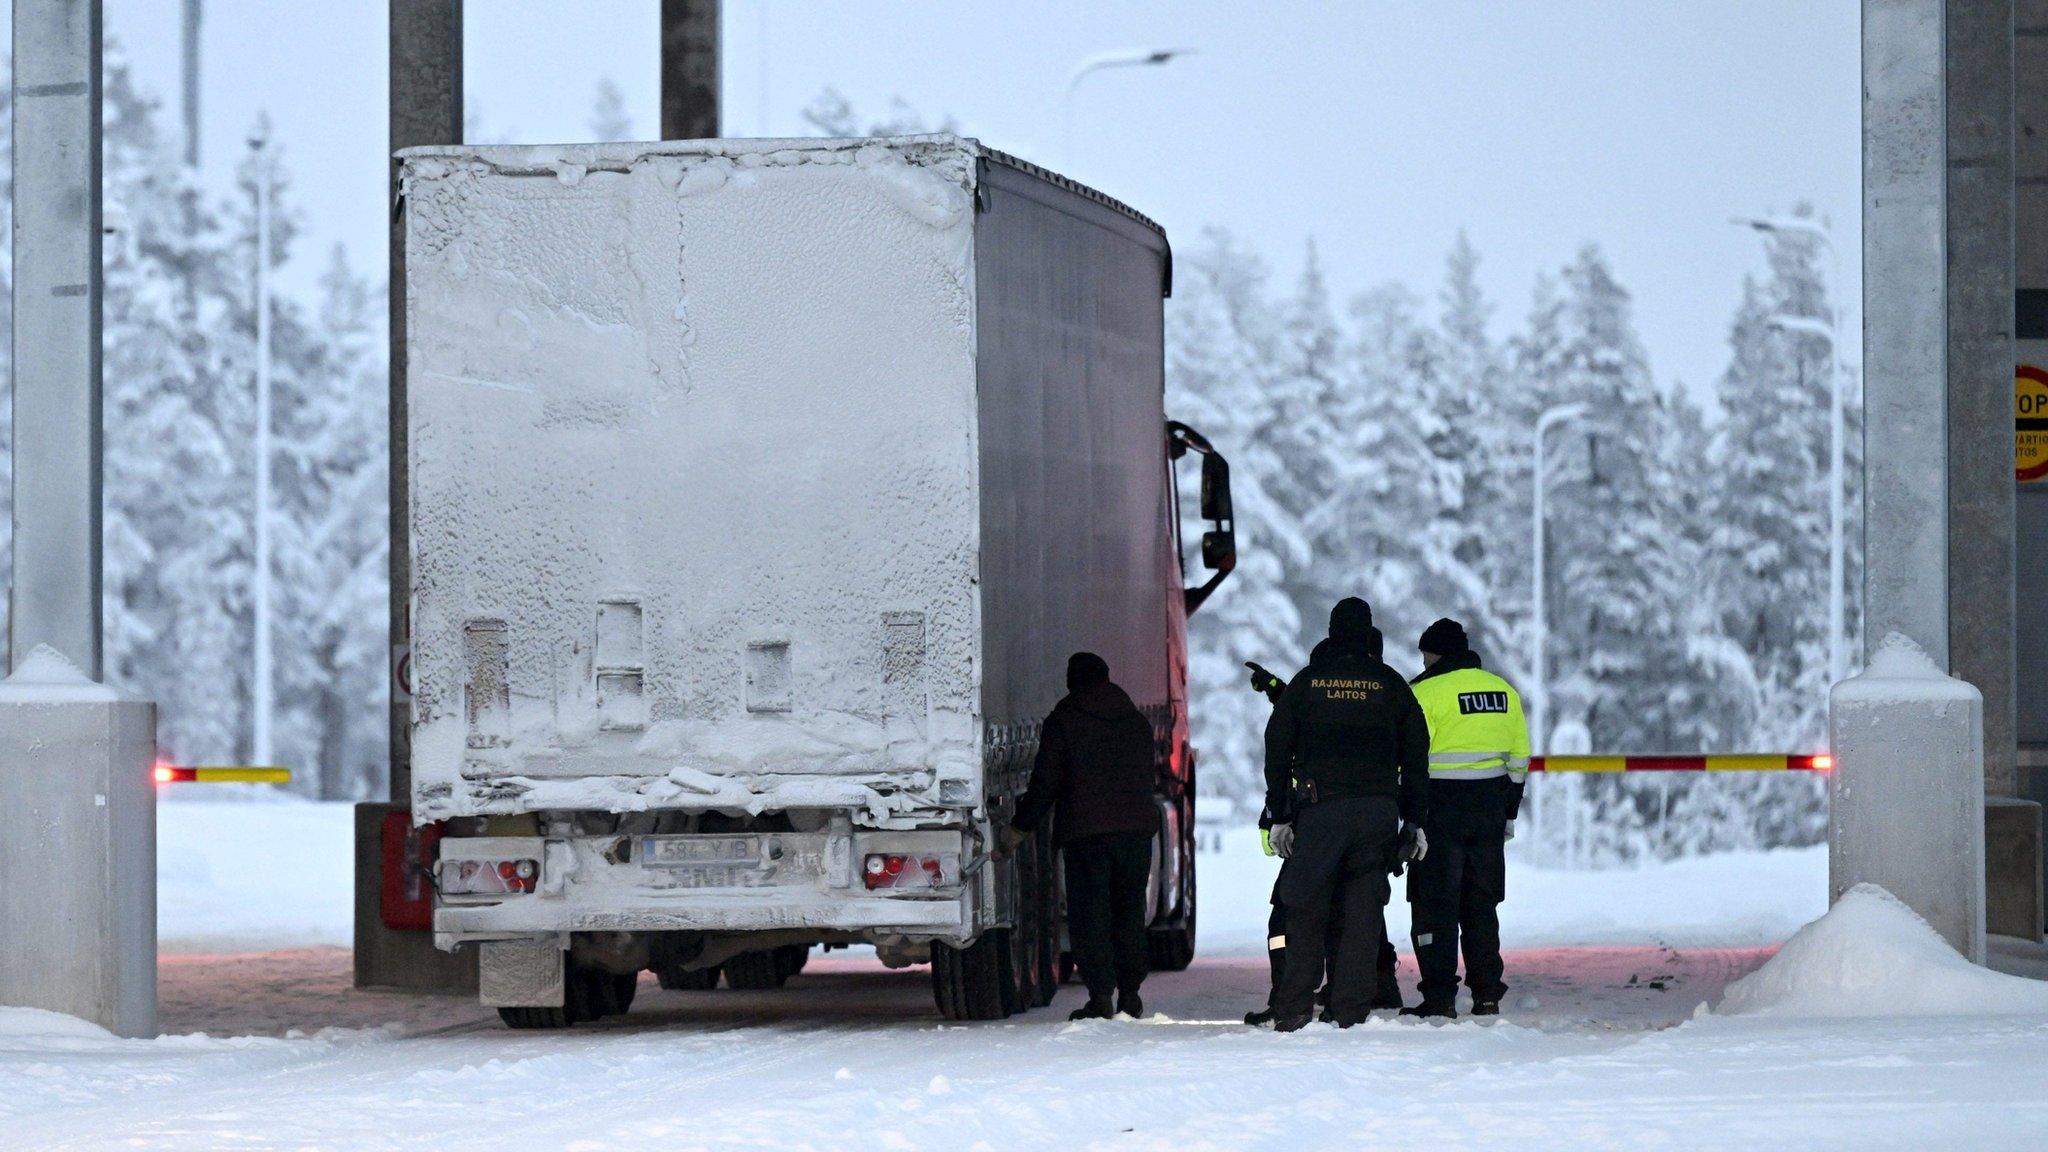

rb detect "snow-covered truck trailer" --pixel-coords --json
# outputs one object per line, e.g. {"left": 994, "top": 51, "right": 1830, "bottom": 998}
{"left": 397, "top": 136, "right": 1237, "bottom": 1027}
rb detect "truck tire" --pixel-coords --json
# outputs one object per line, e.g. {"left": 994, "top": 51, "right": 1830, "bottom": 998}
{"left": 1148, "top": 798, "right": 1199, "bottom": 971}
{"left": 931, "top": 928, "right": 1014, "bottom": 1021}
{"left": 723, "top": 949, "right": 788, "bottom": 990}
{"left": 656, "top": 963, "right": 721, "bottom": 991}
{"left": 773, "top": 944, "right": 810, "bottom": 982}
{"left": 600, "top": 971, "right": 639, "bottom": 1016}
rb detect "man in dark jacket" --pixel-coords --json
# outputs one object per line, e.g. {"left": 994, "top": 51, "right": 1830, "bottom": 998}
{"left": 1263, "top": 598, "right": 1429, "bottom": 1031}
{"left": 1243, "top": 626, "right": 1406, "bottom": 1027}
{"left": 1012, "top": 652, "right": 1161, "bottom": 1020}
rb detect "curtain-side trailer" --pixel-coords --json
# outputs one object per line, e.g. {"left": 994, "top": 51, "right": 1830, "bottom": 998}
{"left": 398, "top": 135, "right": 1235, "bottom": 1026}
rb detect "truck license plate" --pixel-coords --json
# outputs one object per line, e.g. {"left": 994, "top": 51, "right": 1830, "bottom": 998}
{"left": 639, "top": 835, "right": 763, "bottom": 869}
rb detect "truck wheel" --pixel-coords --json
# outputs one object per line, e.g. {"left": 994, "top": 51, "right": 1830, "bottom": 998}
{"left": 656, "top": 962, "right": 721, "bottom": 991}
{"left": 723, "top": 949, "right": 788, "bottom": 990}
{"left": 1033, "top": 832, "right": 1060, "bottom": 1006}
{"left": 773, "top": 944, "right": 811, "bottom": 981}
{"left": 931, "top": 928, "right": 1014, "bottom": 1021}
{"left": 605, "top": 971, "right": 639, "bottom": 1016}
{"left": 497, "top": 1005, "right": 572, "bottom": 1029}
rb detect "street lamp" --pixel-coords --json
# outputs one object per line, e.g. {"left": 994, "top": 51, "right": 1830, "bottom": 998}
{"left": 1530, "top": 401, "right": 1589, "bottom": 755}
{"left": 249, "top": 121, "right": 275, "bottom": 768}
{"left": 1734, "top": 216, "right": 1849, "bottom": 686}
{"left": 1062, "top": 47, "right": 1195, "bottom": 165}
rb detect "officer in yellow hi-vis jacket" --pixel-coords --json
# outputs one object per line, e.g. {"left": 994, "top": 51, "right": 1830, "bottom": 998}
{"left": 1403, "top": 617, "right": 1529, "bottom": 1019}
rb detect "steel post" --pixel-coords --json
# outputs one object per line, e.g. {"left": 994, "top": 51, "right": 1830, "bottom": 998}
{"left": 661, "top": 0, "right": 720, "bottom": 140}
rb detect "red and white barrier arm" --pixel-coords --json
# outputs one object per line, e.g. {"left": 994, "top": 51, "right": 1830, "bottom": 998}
{"left": 1528, "top": 754, "right": 1832, "bottom": 773}
{"left": 153, "top": 764, "right": 292, "bottom": 784}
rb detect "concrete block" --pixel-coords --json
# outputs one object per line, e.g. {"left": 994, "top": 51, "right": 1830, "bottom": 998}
{"left": 0, "top": 660, "right": 156, "bottom": 1037}
{"left": 1986, "top": 798, "right": 2045, "bottom": 941}
{"left": 1830, "top": 633, "right": 1986, "bottom": 961}
{"left": 352, "top": 802, "right": 477, "bottom": 993}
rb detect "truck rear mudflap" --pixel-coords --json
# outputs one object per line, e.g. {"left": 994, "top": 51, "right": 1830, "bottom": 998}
{"left": 433, "top": 828, "right": 979, "bottom": 946}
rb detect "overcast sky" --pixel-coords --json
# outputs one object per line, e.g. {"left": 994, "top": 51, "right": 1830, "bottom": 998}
{"left": 87, "top": 0, "right": 1859, "bottom": 409}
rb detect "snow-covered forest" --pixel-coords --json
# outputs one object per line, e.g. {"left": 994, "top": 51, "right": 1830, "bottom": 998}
{"left": 0, "top": 52, "right": 388, "bottom": 799}
{"left": 0, "top": 72, "right": 1854, "bottom": 858}
{"left": 1170, "top": 228, "right": 1854, "bottom": 863}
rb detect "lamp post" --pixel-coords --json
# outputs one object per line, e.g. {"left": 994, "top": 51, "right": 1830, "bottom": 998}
{"left": 1530, "top": 401, "right": 1589, "bottom": 755}
{"left": 249, "top": 122, "right": 275, "bottom": 768}
{"left": 1734, "top": 215, "right": 1848, "bottom": 685}
{"left": 1062, "top": 47, "right": 1194, "bottom": 165}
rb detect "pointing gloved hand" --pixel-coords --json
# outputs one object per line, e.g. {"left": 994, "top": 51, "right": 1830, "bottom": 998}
{"left": 1503, "top": 819, "right": 1517, "bottom": 843}
{"left": 1398, "top": 824, "right": 1428, "bottom": 865}
{"left": 1268, "top": 823, "right": 1296, "bottom": 859}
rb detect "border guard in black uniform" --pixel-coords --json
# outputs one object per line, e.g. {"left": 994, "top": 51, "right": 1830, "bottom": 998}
{"left": 1262, "top": 598, "right": 1430, "bottom": 1031}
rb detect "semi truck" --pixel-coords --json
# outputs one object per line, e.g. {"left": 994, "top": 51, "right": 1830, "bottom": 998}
{"left": 397, "top": 135, "right": 1235, "bottom": 1027}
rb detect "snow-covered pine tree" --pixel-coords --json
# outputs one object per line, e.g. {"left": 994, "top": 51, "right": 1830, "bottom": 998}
{"left": 100, "top": 52, "right": 254, "bottom": 766}
{"left": 589, "top": 77, "right": 634, "bottom": 142}
{"left": 1166, "top": 230, "right": 1310, "bottom": 810}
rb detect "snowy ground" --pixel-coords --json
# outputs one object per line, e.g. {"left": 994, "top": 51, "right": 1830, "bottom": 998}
{"left": 4, "top": 801, "right": 2046, "bottom": 1150}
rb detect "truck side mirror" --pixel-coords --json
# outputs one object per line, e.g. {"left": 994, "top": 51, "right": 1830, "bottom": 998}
{"left": 1201, "top": 528, "right": 1236, "bottom": 573}
{"left": 1200, "top": 452, "right": 1232, "bottom": 523}
{"left": 1167, "top": 419, "right": 1238, "bottom": 616}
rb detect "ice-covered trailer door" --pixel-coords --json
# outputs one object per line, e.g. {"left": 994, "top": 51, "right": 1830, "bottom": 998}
{"left": 401, "top": 139, "right": 989, "bottom": 823}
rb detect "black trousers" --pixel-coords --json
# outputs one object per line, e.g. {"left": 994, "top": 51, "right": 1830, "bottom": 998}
{"left": 1273, "top": 796, "right": 1398, "bottom": 1022}
{"left": 1265, "top": 895, "right": 1397, "bottom": 1008}
{"left": 1062, "top": 830, "right": 1154, "bottom": 1000}
{"left": 1410, "top": 802, "right": 1508, "bottom": 1005}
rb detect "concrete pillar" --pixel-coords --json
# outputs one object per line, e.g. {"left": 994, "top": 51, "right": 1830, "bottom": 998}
{"left": 1831, "top": 637, "right": 1985, "bottom": 960}
{"left": 1849, "top": 0, "right": 2014, "bottom": 957}
{"left": 1863, "top": 0, "right": 1953, "bottom": 666}
{"left": 2016, "top": 0, "right": 2048, "bottom": 926}
{"left": 360, "top": 0, "right": 473, "bottom": 993}
{"left": 660, "top": 0, "right": 719, "bottom": 139}
{"left": 0, "top": 662, "right": 156, "bottom": 1036}
{"left": 10, "top": 0, "right": 103, "bottom": 678}
{"left": 1946, "top": 0, "right": 2017, "bottom": 800}
{"left": 3, "top": 0, "right": 159, "bottom": 1036}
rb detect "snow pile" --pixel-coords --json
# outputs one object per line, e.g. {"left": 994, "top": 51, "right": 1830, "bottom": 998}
{"left": 0, "top": 1007, "right": 113, "bottom": 1042}
{"left": 0, "top": 643, "right": 117, "bottom": 702}
{"left": 1833, "top": 631, "right": 1979, "bottom": 705}
{"left": 1716, "top": 884, "right": 2048, "bottom": 1018}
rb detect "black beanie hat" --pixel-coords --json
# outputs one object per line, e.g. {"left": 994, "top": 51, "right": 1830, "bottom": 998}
{"left": 1067, "top": 651, "right": 1110, "bottom": 691}
{"left": 1328, "top": 597, "right": 1374, "bottom": 643}
{"left": 1419, "top": 618, "right": 1470, "bottom": 657}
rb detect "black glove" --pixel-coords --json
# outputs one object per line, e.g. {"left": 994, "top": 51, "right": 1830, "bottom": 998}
{"left": 1399, "top": 824, "right": 1429, "bottom": 866}
{"left": 1245, "top": 661, "right": 1287, "bottom": 703}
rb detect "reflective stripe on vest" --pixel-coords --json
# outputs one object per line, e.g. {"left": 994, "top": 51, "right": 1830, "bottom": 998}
{"left": 1426, "top": 750, "right": 1528, "bottom": 781}
{"left": 1427, "top": 750, "right": 1507, "bottom": 779}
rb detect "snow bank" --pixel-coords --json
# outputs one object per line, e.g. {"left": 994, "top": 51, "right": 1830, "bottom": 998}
{"left": 1716, "top": 883, "right": 2048, "bottom": 1018}
{"left": 0, "top": 643, "right": 118, "bottom": 702}
{"left": 0, "top": 1006, "right": 113, "bottom": 1041}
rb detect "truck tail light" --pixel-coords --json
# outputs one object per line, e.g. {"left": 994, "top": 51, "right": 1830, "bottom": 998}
{"left": 862, "top": 853, "right": 958, "bottom": 890}
{"left": 441, "top": 857, "right": 540, "bottom": 896}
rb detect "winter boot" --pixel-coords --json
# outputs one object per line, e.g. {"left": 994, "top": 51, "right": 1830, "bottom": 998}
{"left": 1400, "top": 1000, "right": 1457, "bottom": 1020}
{"left": 1471, "top": 1000, "right": 1500, "bottom": 1017}
{"left": 1273, "top": 1012, "right": 1313, "bottom": 1034}
{"left": 1068, "top": 996, "right": 1115, "bottom": 1021}
{"left": 1370, "top": 982, "right": 1406, "bottom": 1012}
{"left": 1117, "top": 991, "right": 1144, "bottom": 1019}
{"left": 1243, "top": 1006, "right": 1276, "bottom": 1027}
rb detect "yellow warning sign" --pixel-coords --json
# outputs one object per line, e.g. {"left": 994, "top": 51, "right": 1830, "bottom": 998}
{"left": 2021, "top": 366, "right": 2048, "bottom": 483}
